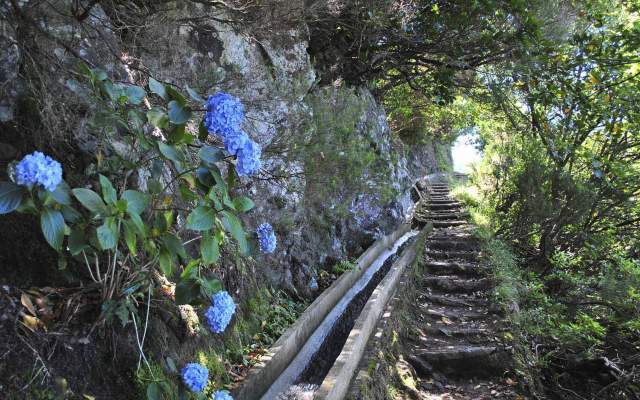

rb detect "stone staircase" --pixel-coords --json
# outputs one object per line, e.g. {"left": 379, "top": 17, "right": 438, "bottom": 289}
{"left": 408, "top": 180, "right": 518, "bottom": 398}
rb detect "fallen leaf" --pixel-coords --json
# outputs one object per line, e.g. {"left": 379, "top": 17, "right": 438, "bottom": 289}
{"left": 506, "top": 378, "right": 517, "bottom": 386}
{"left": 21, "top": 314, "right": 43, "bottom": 332}
{"left": 21, "top": 293, "right": 37, "bottom": 316}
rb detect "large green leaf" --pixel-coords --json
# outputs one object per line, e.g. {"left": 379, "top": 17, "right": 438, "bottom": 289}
{"left": 158, "top": 249, "right": 173, "bottom": 276}
{"left": 146, "top": 382, "right": 162, "bottom": 400}
{"left": 0, "top": 182, "right": 23, "bottom": 214}
{"left": 97, "top": 217, "right": 119, "bottom": 250}
{"left": 99, "top": 175, "right": 117, "bottom": 205}
{"left": 186, "top": 85, "right": 205, "bottom": 103}
{"left": 126, "top": 85, "right": 146, "bottom": 105}
{"left": 40, "top": 208, "right": 66, "bottom": 250}
{"left": 123, "top": 220, "right": 137, "bottom": 256}
{"left": 148, "top": 78, "right": 167, "bottom": 99}
{"left": 72, "top": 188, "right": 107, "bottom": 214}
{"left": 200, "top": 232, "right": 220, "bottom": 264}
{"left": 199, "top": 146, "right": 223, "bottom": 167}
{"left": 186, "top": 206, "right": 216, "bottom": 231}
{"left": 129, "top": 213, "right": 146, "bottom": 237}
{"left": 50, "top": 181, "right": 72, "bottom": 205}
{"left": 221, "top": 210, "right": 248, "bottom": 254}
{"left": 158, "top": 142, "right": 183, "bottom": 163}
{"left": 68, "top": 227, "right": 88, "bottom": 256}
{"left": 147, "top": 108, "right": 169, "bottom": 129}
{"left": 233, "top": 196, "right": 255, "bottom": 213}
{"left": 168, "top": 100, "right": 191, "bottom": 125}
{"left": 162, "top": 233, "right": 187, "bottom": 260}
{"left": 175, "top": 278, "right": 199, "bottom": 306}
{"left": 122, "top": 190, "right": 149, "bottom": 215}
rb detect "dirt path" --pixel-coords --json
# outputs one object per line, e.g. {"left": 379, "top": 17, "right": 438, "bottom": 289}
{"left": 350, "top": 178, "right": 523, "bottom": 400}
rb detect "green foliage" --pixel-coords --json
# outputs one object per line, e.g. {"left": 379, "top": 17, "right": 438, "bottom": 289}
{"left": 1, "top": 64, "right": 274, "bottom": 397}
{"left": 332, "top": 259, "right": 356, "bottom": 275}
{"left": 293, "top": 86, "right": 399, "bottom": 218}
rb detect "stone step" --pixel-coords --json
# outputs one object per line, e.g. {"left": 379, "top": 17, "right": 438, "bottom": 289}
{"left": 423, "top": 325, "right": 491, "bottom": 338}
{"left": 423, "top": 276, "right": 490, "bottom": 293}
{"left": 428, "top": 204, "right": 462, "bottom": 212}
{"left": 426, "top": 239, "right": 476, "bottom": 250}
{"left": 426, "top": 250, "right": 480, "bottom": 261}
{"left": 429, "top": 212, "right": 470, "bottom": 221}
{"left": 422, "top": 306, "right": 489, "bottom": 321}
{"left": 419, "top": 292, "right": 489, "bottom": 307}
{"left": 412, "top": 345, "right": 510, "bottom": 377}
{"left": 428, "top": 198, "right": 455, "bottom": 203}
{"left": 424, "top": 261, "right": 487, "bottom": 277}
{"left": 432, "top": 220, "right": 468, "bottom": 228}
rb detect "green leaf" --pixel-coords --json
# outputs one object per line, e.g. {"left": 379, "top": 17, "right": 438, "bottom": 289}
{"left": 180, "top": 259, "right": 200, "bottom": 280}
{"left": 221, "top": 211, "right": 248, "bottom": 254}
{"left": 69, "top": 227, "right": 88, "bottom": 256}
{"left": 122, "top": 190, "right": 149, "bottom": 215}
{"left": 162, "top": 233, "right": 187, "bottom": 260}
{"left": 104, "top": 81, "right": 126, "bottom": 102}
{"left": 129, "top": 213, "right": 146, "bottom": 237}
{"left": 196, "top": 167, "right": 216, "bottom": 188}
{"left": 50, "top": 181, "right": 72, "bottom": 205}
{"left": 148, "top": 78, "right": 167, "bottom": 99}
{"left": 97, "top": 217, "right": 119, "bottom": 250}
{"left": 168, "top": 100, "right": 191, "bottom": 125}
{"left": 0, "top": 182, "right": 24, "bottom": 214}
{"left": 166, "top": 357, "right": 178, "bottom": 373}
{"left": 61, "top": 205, "right": 82, "bottom": 223}
{"left": 186, "top": 206, "right": 216, "bottom": 231}
{"left": 72, "top": 188, "right": 107, "bottom": 214}
{"left": 198, "top": 120, "right": 209, "bottom": 141}
{"left": 199, "top": 146, "right": 223, "bottom": 166}
{"left": 92, "top": 68, "right": 108, "bottom": 81}
{"left": 165, "top": 86, "right": 187, "bottom": 105}
{"left": 147, "top": 108, "right": 169, "bottom": 129}
{"left": 158, "top": 249, "right": 173, "bottom": 276}
{"left": 186, "top": 85, "right": 205, "bottom": 103}
{"left": 201, "top": 233, "right": 220, "bottom": 264}
{"left": 175, "top": 278, "right": 200, "bottom": 306}
{"left": 99, "top": 175, "right": 117, "bottom": 205}
{"left": 40, "top": 208, "right": 66, "bottom": 250}
{"left": 199, "top": 277, "right": 223, "bottom": 298}
{"left": 158, "top": 142, "right": 183, "bottom": 163}
{"left": 147, "top": 382, "right": 162, "bottom": 400}
{"left": 123, "top": 220, "right": 137, "bottom": 256}
{"left": 126, "top": 85, "right": 146, "bottom": 105}
{"left": 233, "top": 196, "right": 255, "bottom": 213}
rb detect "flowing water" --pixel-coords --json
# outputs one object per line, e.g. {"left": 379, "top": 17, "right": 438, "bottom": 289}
{"left": 262, "top": 230, "right": 419, "bottom": 400}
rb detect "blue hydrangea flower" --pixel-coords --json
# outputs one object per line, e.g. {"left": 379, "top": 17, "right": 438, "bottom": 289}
{"left": 213, "top": 390, "right": 234, "bottom": 400}
{"left": 205, "top": 291, "right": 236, "bottom": 334}
{"left": 224, "top": 130, "right": 248, "bottom": 156}
{"left": 256, "top": 223, "right": 277, "bottom": 254}
{"left": 15, "top": 151, "right": 63, "bottom": 192}
{"left": 181, "top": 363, "right": 209, "bottom": 393}
{"left": 204, "top": 92, "right": 244, "bottom": 138}
{"left": 235, "top": 138, "right": 261, "bottom": 177}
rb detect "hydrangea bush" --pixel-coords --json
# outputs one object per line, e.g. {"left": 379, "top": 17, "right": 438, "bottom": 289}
{"left": 213, "top": 390, "right": 234, "bottom": 400}
{"left": 256, "top": 223, "right": 277, "bottom": 254}
{"left": 0, "top": 64, "right": 279, "bottom": 398}
{"left": 205, "top": 291, "right": 237, "bottom": 334}
{"left": 181, "top": 363, "right": 209, "bottom": 393}
{"left": 15, "top": 151, "right": 63, "bottom": 192}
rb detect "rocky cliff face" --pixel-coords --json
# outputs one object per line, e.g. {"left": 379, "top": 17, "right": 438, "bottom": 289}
{"left": 0, "top": 1, "right": 446, "bottom": 294}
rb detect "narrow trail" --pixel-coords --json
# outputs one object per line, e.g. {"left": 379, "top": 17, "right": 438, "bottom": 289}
{"left": 406, "top": 179, "right": 518, "bottom": 399}
{"left": 352, "top": 177, "right": 521, "bottom": 400}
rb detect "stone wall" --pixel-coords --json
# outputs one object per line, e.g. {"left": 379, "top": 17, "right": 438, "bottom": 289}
{"left": 0, "top": 0, "right": 447, "bottom": 293}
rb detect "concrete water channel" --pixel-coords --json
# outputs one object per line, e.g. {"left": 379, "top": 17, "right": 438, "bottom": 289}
{"left": 235, "top": 204, "right": 431, "bottom": 399}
